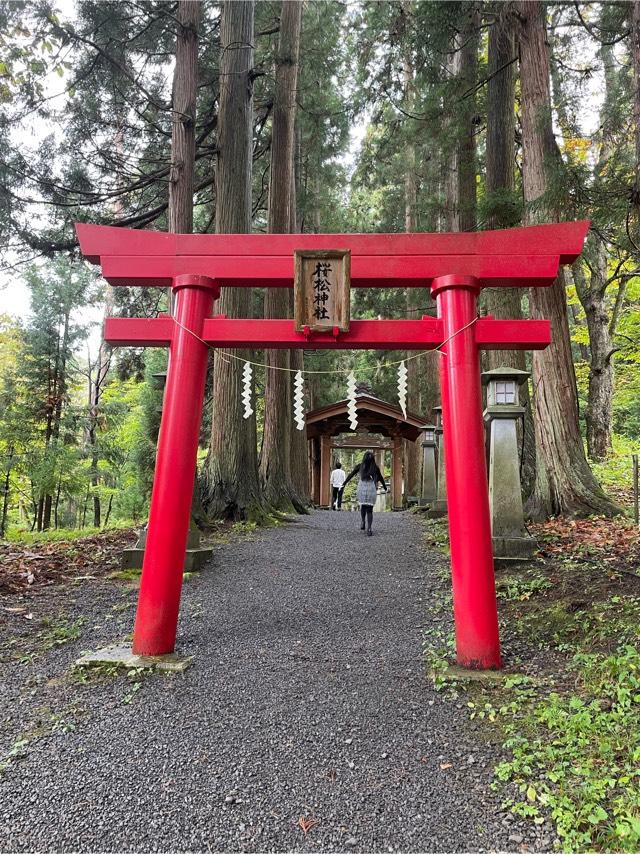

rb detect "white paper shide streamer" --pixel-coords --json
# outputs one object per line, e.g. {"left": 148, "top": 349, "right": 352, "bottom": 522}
{"left": 293, "top": 370, "right": 305, "bottom": 431}
{"left": 398, "top": 360, "right": 408, "bottom": 418}
{"left": 241, "top": 361, "right": 253, "bottom": 419}
{"left": 346, "top": 371, "right": 358, "bottom": 430}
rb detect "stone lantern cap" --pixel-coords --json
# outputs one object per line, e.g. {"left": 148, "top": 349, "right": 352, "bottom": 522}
{"left": 482, "top": 367, "right": 529, "bottom": 416}
{"left": 432, "top": 405, "right": 443, "bottom": 430}
{"left": 151, "top": 371, "right": 168, "bottom": 389}
{"left": 422, "top": 424, "right": 437, "bottom": 445}
{"left": 481, "top": 366, "right": 530, "bottom": 386}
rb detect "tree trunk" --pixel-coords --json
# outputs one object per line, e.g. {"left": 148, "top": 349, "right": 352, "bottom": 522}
{"left": 43, "top": 307, "right": 70, "bottom": 531}
{"left": 458, "top": 2, "right": 479, "bottom": 233}
{"left": 517, "top": 0, "right": 618, "bottom": 517}
{"left": 0, "top": 447, "right": 13, "bottom": 539}
{"left": 81, "top": 485, "right": 89, "bottom": 528}
{"left": 167, "top": 1, "right": 208, "bottom": 525}
{"left": 574, "top": 248, "right": 614, "bottom": 461}
{"left": 53, "top": 478, "right": 62, "bottom": 529}
{"left": 484, "top": 2, "right": 535, "bottom": 497}
{"left": 103, "top": 493, "right": 114, "bottom": 528}
{"left": 169, "top": 1, "right": 200, "bottom": 233}
{"left": 444, "top": 3, "right": 478, "bottom": 230}
{"left": 260, "top": 0, "right": 306, "bottom": 512}
{"left": 92, "top": 461, "right": 101, "bottom": 527}
{"left": 401, "top": 0, "right": 421, "bottom": 498}
{"left": 631, "top": 0, "right": 640, "bottom": 229}
{"left": 444, "top": 16, "right": 462, "bottom": 231}
{"left": 571, "top": 34, "right": 619, "bottom": 462}
{"left": 289, "top": 132, "right": 310, "bottom": 504}
{"left": 203, "top": 0, "right": 265, "bottom": 521}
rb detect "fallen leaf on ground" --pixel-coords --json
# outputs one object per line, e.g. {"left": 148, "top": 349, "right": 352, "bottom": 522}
{"left": 298, "top": 816, "right": 318, "bottom": 836}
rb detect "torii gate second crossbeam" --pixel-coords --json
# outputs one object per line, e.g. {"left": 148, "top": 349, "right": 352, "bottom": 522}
{"left": 77, "top": 220, "right": 589, "bottom": 670}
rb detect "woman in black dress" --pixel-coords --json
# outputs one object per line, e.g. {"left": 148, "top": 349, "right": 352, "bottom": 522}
{"left": 343, "top": 451, "right": 387, "bottom": 536}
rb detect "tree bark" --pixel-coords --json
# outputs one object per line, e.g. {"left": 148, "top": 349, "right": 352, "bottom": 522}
{"left": 42, "top": 306, "right": 70, "bottom": 530}
{"left": 458, "top": 3, "right": 479, "bottom": 233}
{"left": 574, "top": 248, "right": 615, "bottom": 461}
{"left": 87, "top": 288, "right": 114, "bottom": 529}
{"left": 571, "top": 35, "right": 619, "bottom": 462}
{"left": 517, "top": 0, "right": 618, "bottom": 517}
{"left": 260, "top": 0, "right": 306, "bottom": 512}
{"left": 203, "top": 0, "right": 265, "bottom": 521}
{"left": 168, "top": 1, "right": 200, "bottom": 234}
{"left": 631, "top": 0, "right": 640, "bottom": 230}
{"left": 0, "top": 447, "right": 13, "bottom": 539}
{"left": 103, "top": 493, "right": 114, "bottom": 528}
{"left": 401, "top": 0, "right": 421, "bottom": 498}
{"left": 444, "top": 14, "right": 462, "bottom": 232}
{"left": 289, "top": 129, "right": 310, "bottom": 504}
{"left": 444, "top": 3, "right": 478, "bottom": 231}
{"left": 484, "top": 2, "right": 535, "bottom": 497}
{"left": 166, "top": 1, "right": 208, "bottom": 525}
{"left": 53, "top": 478, "right": 62, "bottom": 529}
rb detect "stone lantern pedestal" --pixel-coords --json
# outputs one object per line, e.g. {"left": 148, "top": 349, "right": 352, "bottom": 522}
{"left": 482, "top": 367, "right": 536, "bottom": 560}
{"left": 427, "top": 406, "right": 447, "bottom": 518}
{"left": 419, "top": 425, "right": 437, "bottom": 507}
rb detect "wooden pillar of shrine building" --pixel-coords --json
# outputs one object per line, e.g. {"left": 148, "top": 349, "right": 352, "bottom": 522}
{"left": 305, "top": 390, "right": 426, "bottom": 509}
{"left": 319, "top": 435, "right": 332, "bottom": 508}
{"left": 309, "top": 437, "right": 321, "bottom": 506}
{"left": 391, "top": 436, "right": 403, "bottom": 510}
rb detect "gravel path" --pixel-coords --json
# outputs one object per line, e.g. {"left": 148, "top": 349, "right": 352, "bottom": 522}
{"left": 0, "top": 510, "right": 542, "bottom": 853}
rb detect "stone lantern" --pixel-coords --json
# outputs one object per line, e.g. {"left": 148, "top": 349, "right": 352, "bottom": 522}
{"left": 482, "top": 367, "right": 536, "bottom": 560}
{"left": 427, "top": 406, "right": 447, "bottom": 518}
{"left": 420, "top": 425, "right": 437, "bottom": 507}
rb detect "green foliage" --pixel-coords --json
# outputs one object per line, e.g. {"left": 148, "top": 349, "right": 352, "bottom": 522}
{"left": 591, "top": 434, "right": 640, "bottom": 499}
{"left": 495, "top": 647, "right": 640, "bottom": 852}
{"left": 495, "top": 574, "right": 551, "bottom": 602}
{"left": 131, "top": 349, "right": 167, "bottom": 505}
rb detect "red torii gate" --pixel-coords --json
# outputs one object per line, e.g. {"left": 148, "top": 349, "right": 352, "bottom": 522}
{"left": 77, "top": 220, "right": 589, "bottom": 670}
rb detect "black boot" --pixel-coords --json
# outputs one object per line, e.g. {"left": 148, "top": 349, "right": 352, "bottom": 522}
{"left": 367, "top": 529, "right": 373, "bottom": 536}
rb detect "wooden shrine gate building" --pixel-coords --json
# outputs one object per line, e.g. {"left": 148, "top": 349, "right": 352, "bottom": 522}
{"left": 77, "top": 220, "right": 589, "bottom": 670}
{"left": 306, "top": 391, "right": 426, "bottom": 510}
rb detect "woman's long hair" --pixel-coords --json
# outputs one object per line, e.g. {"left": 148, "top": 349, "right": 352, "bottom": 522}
{"left": 360, "top": 450, "right": 377, "bottom": 480}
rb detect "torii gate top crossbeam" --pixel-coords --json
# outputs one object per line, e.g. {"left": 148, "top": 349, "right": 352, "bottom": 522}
{"left": 76, "top": 221, "right": 589, "bottom": 289}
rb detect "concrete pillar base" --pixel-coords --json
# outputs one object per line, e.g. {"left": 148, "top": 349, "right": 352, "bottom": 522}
{"left": 492, "top": 535, "right": 537, "bottom": 560}
{"left": 75, "top": 644, "right": 193, "bottom": 673}
{"left": 121, "top": 547, "right": 213, "bottom": 572}
{"left": 427, "top": 500, "right": 448, "bottom": 518}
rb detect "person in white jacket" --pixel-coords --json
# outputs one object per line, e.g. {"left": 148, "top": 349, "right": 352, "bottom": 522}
{"left": 330, "top": 461, "right": 346, "bottom": 510}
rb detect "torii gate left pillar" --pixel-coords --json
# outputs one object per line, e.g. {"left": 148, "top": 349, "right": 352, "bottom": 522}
{"left": 133, "top": 274, "right": 218, "bottom": 654}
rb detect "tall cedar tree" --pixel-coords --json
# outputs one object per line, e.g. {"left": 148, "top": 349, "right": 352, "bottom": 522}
{"left": 401, "top": 0, "right": 421, "bottom": 497}
{"left": 169, "top": 1, "right": 200, "bottom": 235}
{"left": 516, "top": 0, "right": 618, "bottom": 517}
{"left": 483, "top": 2, "right": 535, "bottom": 496}
{"left": 260, "top": 0, "right": 307, "bottom": 512}
{"left": 633, "top": 0, "right": 640, "bottom": 231}
{"left": 572, "top": 26, "right": 617, "bottom": 461}
{"left": 168, "top": 1, "right": 210, "bottom": 524}
{"left": 443, "top": 2, "right": 477, "bottom": 232}
{"left": 202, "top": 0, "right": 265, "bottom": 521}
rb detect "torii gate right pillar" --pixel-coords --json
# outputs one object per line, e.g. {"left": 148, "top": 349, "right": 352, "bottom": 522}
{"left": 432, "top": 275, "right": 501, "bottom": 669}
